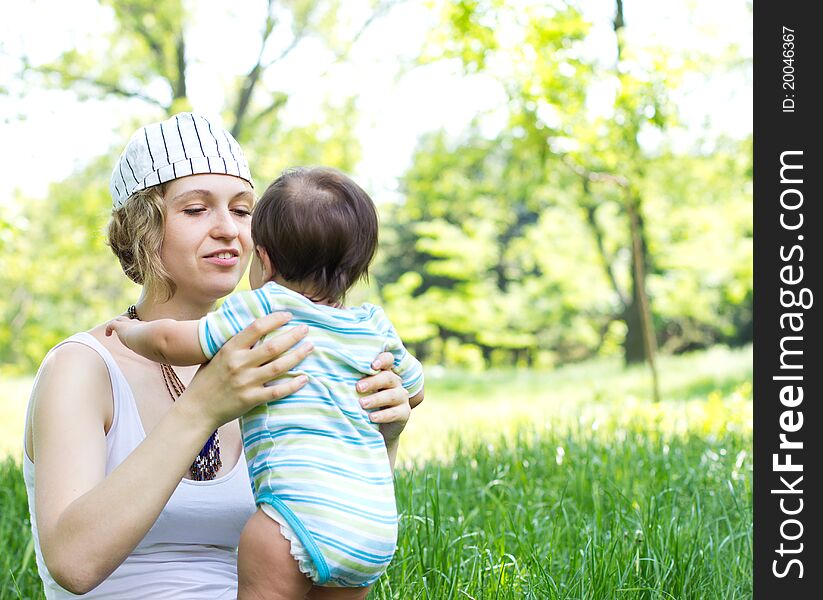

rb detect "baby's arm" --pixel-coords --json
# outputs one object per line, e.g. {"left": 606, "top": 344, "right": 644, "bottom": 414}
{"left": 106, "top": 317, "right": 207, "bottom": 365}
{"left": 409, "top": 387, "right": 424, "bottom": 408}
{"left": 377, "top": 309, "right": 425, "bottom": 408}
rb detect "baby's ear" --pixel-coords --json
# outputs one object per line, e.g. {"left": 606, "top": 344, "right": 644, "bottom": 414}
{"left": 256, "top": 246, "right": 276, "bottom": 280}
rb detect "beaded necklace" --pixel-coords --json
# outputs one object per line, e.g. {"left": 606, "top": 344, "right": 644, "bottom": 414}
{"left": 128, "top": 305, "right": 222, "bottom": 480}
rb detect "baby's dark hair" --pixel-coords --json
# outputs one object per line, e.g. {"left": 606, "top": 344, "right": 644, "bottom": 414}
{"left": 252, "top": 167, "right": 378, "bottom": 303}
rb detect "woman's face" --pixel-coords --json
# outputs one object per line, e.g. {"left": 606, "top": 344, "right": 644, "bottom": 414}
{"left": 160, "top": 174, "right": 255, "bottom": 303}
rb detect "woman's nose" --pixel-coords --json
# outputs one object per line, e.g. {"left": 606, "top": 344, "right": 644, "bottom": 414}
{"left": 211, "top": 209, "right": 240, "bottom": 239}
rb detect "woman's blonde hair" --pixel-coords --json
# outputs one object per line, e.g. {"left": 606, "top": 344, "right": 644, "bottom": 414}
{"left": 106, "top": 184, "right": 176, "bottom": 301}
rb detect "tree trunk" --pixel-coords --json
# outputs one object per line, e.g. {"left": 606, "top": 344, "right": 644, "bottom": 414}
{"left": 623, "top": 300, "right": 646, "bottom": 364}
{"left": 622, "top": 195, "right": 653, "bottom": 365}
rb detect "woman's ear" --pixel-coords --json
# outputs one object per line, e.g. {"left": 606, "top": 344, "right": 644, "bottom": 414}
{"left": 256, "top": 246, "right": 275, "bottom": 281}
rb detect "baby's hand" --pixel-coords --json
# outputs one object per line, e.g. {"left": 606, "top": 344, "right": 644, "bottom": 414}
{"left": 105, "top": 316, "right": 165, "bottom": 361}
{"left": 104, "top": 316, "right": 149, "bottom": 356}
{"left": 105, "top": 316, "right": 134, "bottom": 339}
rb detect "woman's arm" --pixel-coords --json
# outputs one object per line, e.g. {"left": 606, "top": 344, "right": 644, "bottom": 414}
{"left": 33, "top": 313, "right": 311, "bottom": 594}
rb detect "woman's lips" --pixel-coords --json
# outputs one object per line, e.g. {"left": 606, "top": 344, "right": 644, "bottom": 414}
{"left": 204, "top": 256, "right": 239, "bottom": 266}
{"left": 203, "top": 251, "right": 240, "bottom": 267}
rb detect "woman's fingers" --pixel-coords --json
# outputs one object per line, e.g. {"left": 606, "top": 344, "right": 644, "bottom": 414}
{"left": 255, "top": 342, "right": 314, "bottom": 385}
{"left": 367, "top": 401, "right": 410, "bottom": 424}
{"left": 247, "top": 323, "right": 311, "bottom": 367}
{"left": 357, "top": 369, "right": 403, "bottom": 396}
{"left": 370, "top": 351, "right": 395, "bottom": 371}
{"left": 267, "top": 375, "right": 309, "bottom": 402}
{"left": 228, "top": 312, "right": 294, "bottom": 353}
{"left": 359, "top": 385, "right": 408, "bottom": 412}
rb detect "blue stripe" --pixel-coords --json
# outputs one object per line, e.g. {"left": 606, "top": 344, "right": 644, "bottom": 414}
{"left": 251, "top": 427, "right": 385, "bottom": 447}
{"left": 221, "top": 300, "right": 245, "bottom": 334}
{"left": 304, "top": 371, "right": 362, "bottom": 384}
{"left": 259, "top": 394, "right": 367, "bottom": 420}
{"left": 255, "top": 287, "right": 273, "bottom": 314}
{"left": 245, "top": 446, "right": 389, "bottom": 470}
{"left": 312, "top": 531, "right": 395, "bottom": 563}
{"left": 250, "top": 460, "right": 392, "bottom": 485}
{"left": 283, "top": 318, "right": 383, "bottom": 337}
{"left": 277, "top": 495, "right": 397, "bottom": 524}
{"left": 203, "top": 322, "right": 219, "bottom": 357}
{"left": 243, "top": 430, "right": 384, "bottom": 451}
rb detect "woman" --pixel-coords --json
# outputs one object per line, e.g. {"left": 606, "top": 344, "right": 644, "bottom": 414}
{"left": 22, "top": 113, "right": 415, "bottom": 599}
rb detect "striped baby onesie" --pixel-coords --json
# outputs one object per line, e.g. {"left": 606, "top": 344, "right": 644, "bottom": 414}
{"left": 198, "top": 282, "right": 423, "bottom": 587}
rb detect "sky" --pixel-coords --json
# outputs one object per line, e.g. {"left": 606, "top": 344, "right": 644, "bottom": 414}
{"left": 0, "top": 0, "right": 752, "bottom": 211}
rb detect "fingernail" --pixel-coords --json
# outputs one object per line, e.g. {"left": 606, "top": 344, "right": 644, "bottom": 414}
{"left": 360, "top": 399, "right": 369, "bottom": 408}
{"left": 356, "top": 382, "right": 365, "bottom": 392}
{"left": 305, "top": 343, "right": 314, "bottom": 352}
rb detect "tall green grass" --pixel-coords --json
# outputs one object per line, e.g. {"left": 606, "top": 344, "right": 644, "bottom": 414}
{"left": 379, "top": 426, "right": 751, "bottom": 599}
{"left": 0, "top": 345, "right": 752, "bottom": 599}
{"left": 1, "top": 457, "right": 38, "bottom": 599}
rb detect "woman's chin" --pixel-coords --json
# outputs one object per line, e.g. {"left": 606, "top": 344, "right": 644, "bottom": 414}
{"left": 201, "top": 274, "right": 244, "bottom": 300}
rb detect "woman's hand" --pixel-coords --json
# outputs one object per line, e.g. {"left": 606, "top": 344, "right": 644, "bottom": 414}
{"left": 358, "top": 352, "right": 411, "bottom": 446}
{"left": 181, "top": 312, "right": 314, "bottom": 430}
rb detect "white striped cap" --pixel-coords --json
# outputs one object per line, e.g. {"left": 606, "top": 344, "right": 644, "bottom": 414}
{"left": 110, "top": 112, "right": 253, "bottom": 209}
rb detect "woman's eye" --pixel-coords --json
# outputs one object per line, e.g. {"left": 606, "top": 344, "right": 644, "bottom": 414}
{"left": 233, "top": 208, "right": 252, "bottom": 217}
{"left": 183, "top": 208, "right": 206, "bottom": 215}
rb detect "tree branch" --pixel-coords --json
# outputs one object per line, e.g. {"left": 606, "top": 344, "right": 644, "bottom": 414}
{"left": 116, "top": 2, "right": 169, "bottom": 75}
{"left": 233, "top": 0, "right": 404, "bottom": 139}
{"left": 580, "top": 178, "right": 628, "bottom": 308}
{"left": 231, "top": 0, "right": 283, "bottom": 139}
{"left": 323, "top": 0, "right": 405, "bottom": 68}
{"left": 28, "top": 63, "right": 166, "bottom": 108}
{"left": 173, "top": 32, "right": 187, "bottom": 102}
{"left": 247, "top": 93, "right": 289, "bottom": 128}
{"left": 563, "top": 157, "right": 629, "bottom": 188}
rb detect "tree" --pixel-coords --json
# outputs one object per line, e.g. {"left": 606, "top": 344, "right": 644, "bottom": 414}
{"left": 17, "top": 0, "right": 401, "bottom": 173}
{"left": 413, "top": 0, "right": 703, "bottom": 366}
{"left": 373, "top": 0, "right": 752, "bottom": 369}
{"left": 1, "top": 0, "right": 399, "bottom": 371}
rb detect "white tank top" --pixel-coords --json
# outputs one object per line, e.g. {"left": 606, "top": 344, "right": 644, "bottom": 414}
{"left": 23, "top": 332, "right": 257, "bottom": 599}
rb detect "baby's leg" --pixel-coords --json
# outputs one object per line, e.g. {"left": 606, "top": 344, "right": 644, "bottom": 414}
{"left": 305, "top": 585, "right": 371, "bottom": 600}
{"left": 238, "top": 507, "right": 313, "bottom": 600}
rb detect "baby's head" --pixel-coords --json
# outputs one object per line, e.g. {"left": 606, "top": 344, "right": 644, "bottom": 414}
{"left": 250, "top": 167, "right": 378, "bottom": 304}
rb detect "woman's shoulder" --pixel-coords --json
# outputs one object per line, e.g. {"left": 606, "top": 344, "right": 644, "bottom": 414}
{"left": 34, "top": 327, "right": 117, "bottom": 402}
{"left": 41, "top": 331, "right": 103, "bottom": 369}
{"left": 35, "top": 322, "right": 137, "bottom": 402}
{"left": 27, "top": 327, "right": 117, "bottom": 459}
{"left": 40, "top": 325, "right": 117, "bottom": 370}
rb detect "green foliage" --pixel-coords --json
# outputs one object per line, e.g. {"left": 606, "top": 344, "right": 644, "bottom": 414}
{"left": 376, "top": 127, "right": 615, "bottom": 366}
{"left": 0, "top": 157, "right": 138, "bottom": 373}
{"left": 372, "top": 0, "right": 752, "bottom": 366}
{"left": 1, "top": 0, "right": 752, "bottom": 372}
{"left": 644, "top": 137, "right": 753, "bottom": 350}
{"left": 0, "top": 457, "right": 39, "bottom": 599}
{"left": 379, "top": 427, "right": 751, "bottom": 599}
{"left": 2, "top": 1, "right": 372, "bottom": 373}
{"left": 376, "top": 120, "right": 751, "bottom": 366}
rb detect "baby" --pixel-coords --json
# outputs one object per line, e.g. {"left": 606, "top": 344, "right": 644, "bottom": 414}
{"left": 107, "top": 167, "right": 423, "bottom": 599}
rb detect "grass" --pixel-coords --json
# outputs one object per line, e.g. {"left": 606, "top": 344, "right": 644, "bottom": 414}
{"left": 0, "top": 377, "right": 31, "bottom": 460}
{"left": 0, "top": 344, "right": 752, "bottom": 599}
